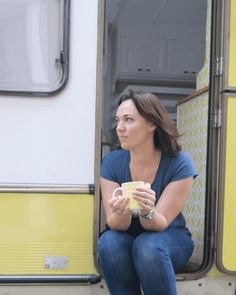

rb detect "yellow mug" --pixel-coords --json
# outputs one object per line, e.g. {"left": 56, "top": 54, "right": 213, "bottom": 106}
{"left": 112, "top": 181, "right": 145, "bottom": 215}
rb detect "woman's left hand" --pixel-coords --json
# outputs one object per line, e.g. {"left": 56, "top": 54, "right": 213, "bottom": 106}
{"left": 132, "top": 183, "right": 156, "bottom": 215}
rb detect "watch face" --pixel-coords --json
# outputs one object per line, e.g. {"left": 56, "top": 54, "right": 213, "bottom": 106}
{"left": 141, "top": 209, "right": 155, "bottom": 219}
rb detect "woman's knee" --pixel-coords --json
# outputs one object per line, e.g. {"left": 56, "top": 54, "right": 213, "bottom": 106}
{"left": 132, "top": 232, "right": 168, "bottom": 266}
{"left": 132, "top": 230, "right": 194, "bottom": 272}
{"left": 98, "top": 230, "right": 134, "bottom": 261}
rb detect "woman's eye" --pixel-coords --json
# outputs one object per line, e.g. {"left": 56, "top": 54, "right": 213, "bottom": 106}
{"left": 126, "top": 117, "right": 133, "bottom": 121}
{"left": 115, "top": 119, "right": 120, "bottom": 125}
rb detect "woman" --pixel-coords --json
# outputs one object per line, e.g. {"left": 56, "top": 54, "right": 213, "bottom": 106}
{"left": 98, "top": 90, "right": 197, "bottom": 295}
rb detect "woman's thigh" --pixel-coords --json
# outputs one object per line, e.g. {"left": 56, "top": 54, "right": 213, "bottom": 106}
{"left": 132, "top": 228, "right": 194, "bottom": 272}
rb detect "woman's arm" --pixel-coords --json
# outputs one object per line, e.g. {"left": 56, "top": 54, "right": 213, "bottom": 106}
{"left": 134, "top": 177, "right": 193, "bottom": 231}
{"left": 100, "top": 177, "right": 132, "bottom": 231}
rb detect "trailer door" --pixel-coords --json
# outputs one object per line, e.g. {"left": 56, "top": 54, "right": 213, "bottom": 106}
{"left": 215, "top": 0, "right": 236, "bottom": 274}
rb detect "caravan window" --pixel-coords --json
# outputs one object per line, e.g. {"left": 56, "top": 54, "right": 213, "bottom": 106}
{"left": 0, "top": 0, "right": 69, "bottom": 94}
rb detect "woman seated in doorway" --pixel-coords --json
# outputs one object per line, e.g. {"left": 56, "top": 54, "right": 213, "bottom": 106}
{"left": 98, "top": 90, "right": 197, "bottom": 295}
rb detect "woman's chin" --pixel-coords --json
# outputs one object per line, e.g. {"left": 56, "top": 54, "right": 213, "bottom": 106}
{"left": 120, "top": 143, "right": 130, "bottom": 150}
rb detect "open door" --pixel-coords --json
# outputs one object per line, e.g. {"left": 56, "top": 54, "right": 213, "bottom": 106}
{"left": 217, "top": 94, "right": 236, "bottom": 274}
{"left": 102, "top": 0, "right": 212, "bottom": 278}
{"left": 215, "top": 0, "right": 236, "bottom": 274}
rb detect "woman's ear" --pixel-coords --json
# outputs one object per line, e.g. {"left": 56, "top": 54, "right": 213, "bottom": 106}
{"left": 148, "top": 122, "right": 156, "bottom": 132}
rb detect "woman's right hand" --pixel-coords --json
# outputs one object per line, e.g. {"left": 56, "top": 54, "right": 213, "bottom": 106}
{"left": 109, "top": 196, "right": 130, "bottom": 216}
{"left": 100, "top": 178, "right": 132, "bottom": 230}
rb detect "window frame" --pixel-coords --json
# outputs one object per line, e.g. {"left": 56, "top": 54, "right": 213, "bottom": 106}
{"left": 0, "top": 0, "right": 70, "bottom": 97}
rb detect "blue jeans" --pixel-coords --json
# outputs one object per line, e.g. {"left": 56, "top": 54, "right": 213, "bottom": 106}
{"left": 98, "top": 228, "right": 194, "bottom": 295}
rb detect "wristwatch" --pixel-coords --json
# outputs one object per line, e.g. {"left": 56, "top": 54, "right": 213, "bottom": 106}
{"left": 140, "top": 208, "right": 155, "bottom": 220}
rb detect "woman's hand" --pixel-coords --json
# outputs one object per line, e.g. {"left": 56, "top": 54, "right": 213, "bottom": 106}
{"left": 100, "top": 178, "right": 132, "bottom": 230}
{"left": 109, "top": 196, "right": 130, "bottom": 216}
{"left": 132, "top": 183, "right": 156, "bottom": 215}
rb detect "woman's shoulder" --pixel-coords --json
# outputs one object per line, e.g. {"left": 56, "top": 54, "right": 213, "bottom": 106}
{"left": 163, "top": 150, "right": 198, "bottom": 179}
{"left": 176, "top": 151, "right": 198, "bottom": 171}
{"left": 175, "top": 151, "right": 193, "bottom": 161}
{"left": 101, "top": 149, "right": 129, "bottom": 168}
{"left": 102, "top": 149, "right": 128, "bottom": 161}
{"left": 164, "top": 150, "right": 192, "bottom": 163}
{"left": 101, "top": 149, "right": 129, "bottom": 182}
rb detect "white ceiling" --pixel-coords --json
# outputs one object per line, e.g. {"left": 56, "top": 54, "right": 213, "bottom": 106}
{"left": 106, "top": 0, "right": 207, "bottom": 28}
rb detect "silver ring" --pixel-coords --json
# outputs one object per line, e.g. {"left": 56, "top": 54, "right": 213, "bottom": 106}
{"left": 116, "top": 208, "right": 122, "bottom": 214}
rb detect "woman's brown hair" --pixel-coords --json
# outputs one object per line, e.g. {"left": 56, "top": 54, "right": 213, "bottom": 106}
{"left": 118, "top": 90, "right": 181, "bottom": 156}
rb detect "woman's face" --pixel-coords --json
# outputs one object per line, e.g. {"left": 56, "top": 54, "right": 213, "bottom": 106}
{"left": 116, "top": 99, "right": 155, "bottom": 150}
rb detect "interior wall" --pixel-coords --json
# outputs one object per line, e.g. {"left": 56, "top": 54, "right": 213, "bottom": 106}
{"left": 177, "top": 0, "right": 211, "bottom": 265}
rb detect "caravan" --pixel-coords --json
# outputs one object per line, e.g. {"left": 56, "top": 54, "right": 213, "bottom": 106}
{"left": 0, "top": 0, "right": 235, "bottom": 294}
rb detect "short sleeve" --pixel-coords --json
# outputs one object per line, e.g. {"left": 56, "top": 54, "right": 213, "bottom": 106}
{"left": 170, "top": 151, "right": 198, "bottom": 182}
{"left": 100, "top": 152, "right": 117, "bottom": 182}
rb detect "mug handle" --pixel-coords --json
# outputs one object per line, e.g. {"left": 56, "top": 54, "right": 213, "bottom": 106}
{"left": 112, "top": 187, "right": 123, "bottom": 198}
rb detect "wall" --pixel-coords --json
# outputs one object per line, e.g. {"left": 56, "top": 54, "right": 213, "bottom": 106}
{"left": 177, "top": 0, "right": 211, "bottom": 265}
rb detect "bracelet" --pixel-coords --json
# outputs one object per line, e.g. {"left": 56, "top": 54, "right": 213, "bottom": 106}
{"left": 140, "top": 208, "right": 155, "bottom": 220}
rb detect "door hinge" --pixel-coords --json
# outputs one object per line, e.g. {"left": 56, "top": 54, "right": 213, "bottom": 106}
{"left": 211, "top": 108, "right": 222, "bottom": 128}
{"left": 210, "top": 230, "right": 216, "bottom": 250}
{"left": 213, "top": 57, "right": 224, "bottom": 76}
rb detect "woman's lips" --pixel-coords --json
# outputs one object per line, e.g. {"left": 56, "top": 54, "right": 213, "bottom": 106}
{"left": 119, "top": 136, "right": 128, "bottom": 140}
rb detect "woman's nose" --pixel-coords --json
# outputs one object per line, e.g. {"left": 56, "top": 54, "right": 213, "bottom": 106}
{"left": 116, "top": 121, "right": 125, "bottom": 131}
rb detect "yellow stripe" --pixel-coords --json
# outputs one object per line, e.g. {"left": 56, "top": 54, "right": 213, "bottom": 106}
{"left": 0, "top": 193, "right": 97, "bottom": 275}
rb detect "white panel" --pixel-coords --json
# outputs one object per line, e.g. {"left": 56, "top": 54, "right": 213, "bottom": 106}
{"left": 0, "top": 0, "right": 98, "bottom": 185}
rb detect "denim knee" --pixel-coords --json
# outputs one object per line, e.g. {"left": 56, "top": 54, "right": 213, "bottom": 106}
{"left": 132, "top": 232, "right": 169, "bottom": 269}
{"left": 132, "top": 230, "right": 194, "bottom": 273}
{"left": 98, "top": 230, "right": 134, "bottom": 265}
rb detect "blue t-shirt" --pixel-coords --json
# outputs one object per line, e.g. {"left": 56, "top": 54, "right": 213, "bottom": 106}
{"left": 101, "top": 149, "right": 198, "bottom": 236}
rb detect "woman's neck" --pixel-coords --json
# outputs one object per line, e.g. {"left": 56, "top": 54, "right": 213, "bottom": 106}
{"left": 129, "top": 146, "right": 161, "bottom": 184}
{"left": 130, "top": 143, "right": 159, "bottom": 165}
